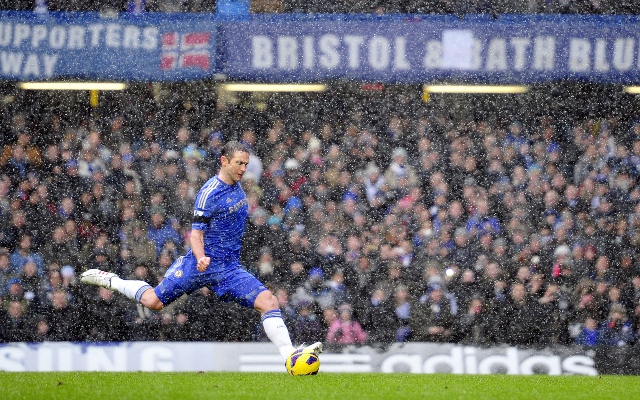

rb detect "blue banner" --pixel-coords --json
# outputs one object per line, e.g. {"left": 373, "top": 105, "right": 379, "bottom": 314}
{"left": 221, "top": 14, "right": 640, "bottom": 83}
{"left": 0, "top": 12, "right": 218, "bottom": 81}
{"left": 3, "top": 12, "right": 640, "bottom": 83}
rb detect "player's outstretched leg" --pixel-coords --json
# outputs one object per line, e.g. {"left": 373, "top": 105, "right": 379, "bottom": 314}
{"left": 81, "top": 268, "right": 152, "bottom": 303}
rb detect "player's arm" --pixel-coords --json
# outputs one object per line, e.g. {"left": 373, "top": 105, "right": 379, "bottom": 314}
{"left": 190, "top": 228, "right": 210, "bottom": 272}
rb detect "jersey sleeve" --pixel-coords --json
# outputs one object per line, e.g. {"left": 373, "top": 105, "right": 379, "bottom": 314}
{"left": 192, "top": 186, "right": 214, "bottom": 231}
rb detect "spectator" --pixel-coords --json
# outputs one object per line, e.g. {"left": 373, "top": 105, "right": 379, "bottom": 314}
{"left": 79, "top": 231, "right": 118, "bottom": 268}
{"left": 0, "top": 176, "right": 11, "bottom": 226}
{"left": 290, "top": 300, "right": 324, "bottom": 345}
{"left": 90, "top": 183, "right": 116, "bottom": 232}
{"left": 302, "top": 267, "right": 331, "bottom": 310}
{"left": 124, "top": 220, "right": 157, "bottom": 268}
{"left": 77, "top": 148, "right": 106, "bottom": 180}
{"left": 162, "top": 311, "right": 192, "bottom": 341}
{"left": 271, "top": 286, "right": 298, "bottom": 331}
{"left": 450, "top": 230, "right": 480, "bottom": 273}
{"left": 495, "top": 283, "right": 542, "bottom": 345}
{"left": 23, "top": 183, "right": 58, "bottom": 246}
{"left": 409, "top": 284, "right": 455, "bottom": 342}
{"left": 168, "top": 180, "right": 195, "bottom": 228}
{"left": 0, "top": 132, "right": 42, "bottom": 170}
{"left": 52, "top": 159, "right": 91, "bottom": 201}
{"left": 40, "top": 269, "right": 63, "bottom": 300}
{"left": 361, "top": 287, "right": 397, "bottom": 345}
{"left": 538, "top": 282, "right": 572, "bottom": 344}
{"left": 125, "top": 301, "right": 162, "bottom": 341}
{"left": 0, "top": 210, "right": 29, "bottom": 252}
{"left": 18, "top": 258, "right": 43, "bottom": 308}
{"left": 575, "top": 317, "right": 600, "bottom": 347}
{"left": 43, "top": 289, "right": 82, "bottom": 341}
{"left": 466, "top": 197, "right": 501, "bottom": 239}
{"left": 41, "top": 225, "right": 79, "bottom": 269}
{"left": 598, "top": 305, "right": 634, "bottom": 346}
{"left": 9, "top": 234, "right": 45, "bottom": 276}
{"left": 363, "top": 163, "right": 387, "bottom": 219}
{"left": 104, "top": 153, "right": 128, "bottom": 197}
{"left": 180, "top": 287, "right": 220, "bottom": 341}
{"left": 147, "top": 206, "right": 182, "bottom": 256}
{"left": 450, "top": 268, "right": 482, "bottom": 312}
{"left": 87, "top": 249, "right": 115, "bottom": 279}
{"left": 326, "top": 303, "right": 368, "bottom": 345}
{"left": 393, "top": 285, "right": 411, "bottom": 342}
{"left": 241, "top": 208, "right": 272, "bottom": 267}
{"left": 86, "top": 287, "right": 129, "bottom": 341}
{"left": 55, "top": 196, "right": 76, "bottom": 225}
{"left": 5, "top": 278, "right": 25, "bottom": 304}
{"left": 383, "top": 147, "right": 418, "bottom": 192}
{"left": 0, "top": 249, "right": 11, "bottom": 297}
{"left": 247, "top": 247, "right": 279, "bottom": 286}
{"left": 457, "top": 297, "right": 492, "bottom": 345}
{"left": 1, "top": 144, "right": 33, "bottom": 187}
{"left": 59, "top": 265, "right": 77, "bottom": 291}
{"left": 31, "top": 315, "right": 53, "bottom": 342}
{"left": 5, "top": 300, "right": 32, "bottom": 342}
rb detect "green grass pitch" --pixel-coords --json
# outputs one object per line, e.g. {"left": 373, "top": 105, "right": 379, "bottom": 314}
{"left": 2, "top": 372, "right": 640, "bottom": 400}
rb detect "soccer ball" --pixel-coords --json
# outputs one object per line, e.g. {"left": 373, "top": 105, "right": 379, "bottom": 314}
{"left": 285, "top": 348, "right": 320, "bottom": 376}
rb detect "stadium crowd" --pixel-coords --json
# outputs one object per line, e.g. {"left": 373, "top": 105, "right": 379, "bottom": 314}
{"left": 0, "top": 80, "right": 639, "bottom": 351}
{"left": 1, "top": 0, "right": 640, "bottom": 353}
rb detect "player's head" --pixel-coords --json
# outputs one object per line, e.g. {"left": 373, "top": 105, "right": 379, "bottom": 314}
{"left": 219, "top": 141, "right": 250, "bottom": 185}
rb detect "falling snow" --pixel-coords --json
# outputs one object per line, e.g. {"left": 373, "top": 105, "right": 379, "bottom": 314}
{"left": 1, "top": 1, "right": 640, "bottom": 376}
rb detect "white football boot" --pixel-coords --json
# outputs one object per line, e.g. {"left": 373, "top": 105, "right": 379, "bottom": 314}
{"left": 80, "top": 269, "right": 117, "bottom": 290}
{"left": 301, "top": 342, "right": 323, "bottom": 355}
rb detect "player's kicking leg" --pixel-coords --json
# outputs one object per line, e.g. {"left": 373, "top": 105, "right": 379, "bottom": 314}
{"left": 253, "top": 290, "right": 323, "bottom": 362}
{"left": 80, "top": 268, "right": 163, "bottom": 310}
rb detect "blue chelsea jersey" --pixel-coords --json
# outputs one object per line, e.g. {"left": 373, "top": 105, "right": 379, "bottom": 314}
{"left": 191, "top": 176, "right": 248, "bottom": 261}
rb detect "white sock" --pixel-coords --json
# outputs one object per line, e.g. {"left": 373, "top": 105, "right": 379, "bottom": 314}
{"left": 110, "top": 276, "right": 153, "bottom": 303}
{"left": 262, "top": 310, "right": 295, "bottom": 361}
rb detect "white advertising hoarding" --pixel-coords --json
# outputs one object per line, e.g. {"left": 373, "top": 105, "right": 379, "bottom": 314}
{"left": 0, "top": 342, "right": 597, "bottom": 375}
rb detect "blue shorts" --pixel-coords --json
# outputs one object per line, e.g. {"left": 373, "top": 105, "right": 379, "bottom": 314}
{"left": 154, "top": 255, "right": 267, "bottom": 308}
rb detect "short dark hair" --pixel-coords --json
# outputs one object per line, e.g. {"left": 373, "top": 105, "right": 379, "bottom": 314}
{"left": 221, "top": 141, "right": 250, "bottom": 159}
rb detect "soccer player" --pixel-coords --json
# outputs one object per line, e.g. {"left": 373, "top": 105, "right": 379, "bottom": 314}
{"left": 80, "top": 141, "right": 322, "bottom": 365}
